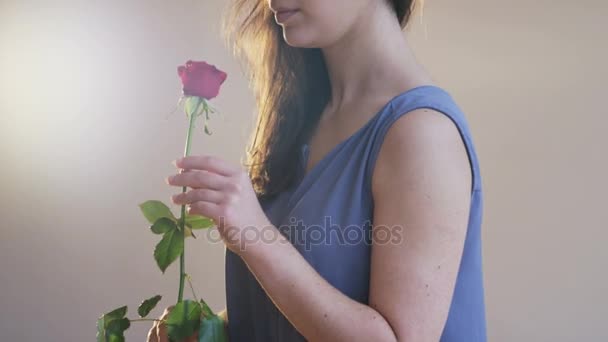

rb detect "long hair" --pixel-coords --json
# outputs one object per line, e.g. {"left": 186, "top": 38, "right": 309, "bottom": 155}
{"left": 222, "top": 0, "right": 421, "bottom": 202}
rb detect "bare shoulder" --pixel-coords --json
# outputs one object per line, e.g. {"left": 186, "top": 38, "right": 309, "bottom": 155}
{"left": 371, "top": 107, "right": 472, "bottom": 205}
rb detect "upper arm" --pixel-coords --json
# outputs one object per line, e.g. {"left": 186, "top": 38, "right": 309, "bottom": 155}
{"left": 369, "top": 108, "right": 472, "bottom": 342}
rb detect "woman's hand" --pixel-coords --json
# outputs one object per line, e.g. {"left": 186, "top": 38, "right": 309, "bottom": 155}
{"left": 146, "top": 306, "right": 229, "bottom": 342}
{"left": 166, "top": 155, "right": 273, "bottom": 256}
{"left": 146, "top": 306, "right": 199, "bottom": 342}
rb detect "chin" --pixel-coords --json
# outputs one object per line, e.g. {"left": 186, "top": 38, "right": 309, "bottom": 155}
{"left": 283, "top": 27, "right": 330, "bottom": 48}
{"left": 282, "top": 28, "right": 320, "bottom": 48}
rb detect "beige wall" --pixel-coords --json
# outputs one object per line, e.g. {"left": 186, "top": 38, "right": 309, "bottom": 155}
{"left": 1, "top": 0, "right": 606, "bottom": 341}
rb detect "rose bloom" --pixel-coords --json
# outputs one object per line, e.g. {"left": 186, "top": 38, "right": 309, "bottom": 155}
{"left": 177, "top": 60, "right": 227, "bottom": 99}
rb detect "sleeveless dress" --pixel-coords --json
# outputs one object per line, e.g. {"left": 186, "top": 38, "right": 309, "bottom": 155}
{"left": 225, "top": 85, "right": 487, "bottom": 341}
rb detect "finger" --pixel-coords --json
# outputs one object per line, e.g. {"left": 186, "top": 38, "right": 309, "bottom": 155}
{"left": 171, "top": 188, "right": 225, "bottom": 205}
{"left": 175, "top": 155, "right": 238, "bottom": 177}
{"left": 156, "top": 316, "right": 170, "bottom": 342}
{"left": 166, "top": 169, "right": 231, "bottom": 191}
{"left": 188, "top": 200, "right": 222, "bottom": 219}
{"left": 146, "top": 321, "right": 159, "bottom": 342}
{"left": 186, "top": 332, "right": 200, "bottom": 342}
{"left": 160, "top": 305, "right": 174, "bottom": 319}
{"left": 155, "top": 306, "right": 174, "bottom": 342}
{"left": 156, "top": 321, "right": 169, "bottom": 342}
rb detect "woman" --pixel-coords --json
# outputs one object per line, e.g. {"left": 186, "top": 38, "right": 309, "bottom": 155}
{"left": 148, "top": 0, "right": 486, "bottom": 341}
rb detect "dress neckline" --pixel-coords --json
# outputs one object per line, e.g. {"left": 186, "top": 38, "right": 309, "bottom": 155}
{"left": 286, "top": 84, "right": 444, "bottom": 210}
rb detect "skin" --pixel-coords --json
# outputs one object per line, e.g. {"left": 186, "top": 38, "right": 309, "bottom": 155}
{"left": 148, "top": 0, "right": 472, "bottom": 341}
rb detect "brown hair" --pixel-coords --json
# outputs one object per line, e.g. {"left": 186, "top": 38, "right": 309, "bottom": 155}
{"left": 222, "top": 0, "right": 420, "bottom": 202}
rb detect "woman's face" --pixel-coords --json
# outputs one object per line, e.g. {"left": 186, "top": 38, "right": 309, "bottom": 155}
{"left": 268, "top": 0, "right": 376, "bottom": 48}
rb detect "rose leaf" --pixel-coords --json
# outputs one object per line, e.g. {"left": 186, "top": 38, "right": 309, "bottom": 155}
{"left": 154, "top": 228, "right": 184, "bottom": 273}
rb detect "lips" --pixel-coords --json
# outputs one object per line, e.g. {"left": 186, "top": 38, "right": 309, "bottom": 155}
{"left": 275, "top": 9, "right": 298, "bottom": 24}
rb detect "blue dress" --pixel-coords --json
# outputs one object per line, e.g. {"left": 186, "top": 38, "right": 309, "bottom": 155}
{"left": 225, "top": 85, "right": 487, "bottom": 341}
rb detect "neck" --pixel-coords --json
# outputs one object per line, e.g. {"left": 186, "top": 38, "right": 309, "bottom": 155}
{"left": 321, "top": 3, "right": 427, "bottom": 111}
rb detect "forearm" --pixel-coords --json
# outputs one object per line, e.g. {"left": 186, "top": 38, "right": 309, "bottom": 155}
{"left": 241, "top": 226, "right": 397, "bottom": 342}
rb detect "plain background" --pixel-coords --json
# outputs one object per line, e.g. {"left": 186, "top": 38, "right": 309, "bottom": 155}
{"left": 1, "top": 0, "right": 606, "bottom": 341}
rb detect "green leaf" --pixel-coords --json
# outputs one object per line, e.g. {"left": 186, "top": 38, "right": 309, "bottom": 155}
{"left": 137, "top": 295, "right": 162, "bottom": 318}
{"left": 107, "top": 335, "right": 125, "bottom": 342}
{"left": 186, "top": 214, "right": 215, "bottom": 229}
{"left": 107, "top": 318, "right": 130, "bottom": 334}
{"left": 96, "top": 317, "right": 106, "bottom": 342}
{"left": 166, "top": 300, "right": 202, "bottom": 341}
{"left": 154, "top": 228, "right": 184, "bottom": 273}
{"left": 108, "top": 336, "right": 124, "bottom": 342}
{"left": 198, "top": 315, "right": 227, "bottom": 342}
{"left": 139, "top": 200, "right": 177, "bottom": 224}
{"left": 97, "top": 306, "right": 129, "bottom": 342}
{"left": 105, "top": 306, "right": 128, "bottom": 320}
{"left": 204, "top": 124, "right": 212, "bottom": 135}
{"left": 151, "top": 217, "right": 177, "bottom": 234}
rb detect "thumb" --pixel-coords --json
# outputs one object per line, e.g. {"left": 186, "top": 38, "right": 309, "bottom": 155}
{"left": 160, "top": 305, "right": 175, "bottom": 319}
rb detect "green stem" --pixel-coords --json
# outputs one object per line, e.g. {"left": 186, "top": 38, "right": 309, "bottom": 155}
{"left": 129, "top": 318, "right": 163, "bottom": 323}
{"left": 177, "top": 97, "right": 204, "bottom": 303}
